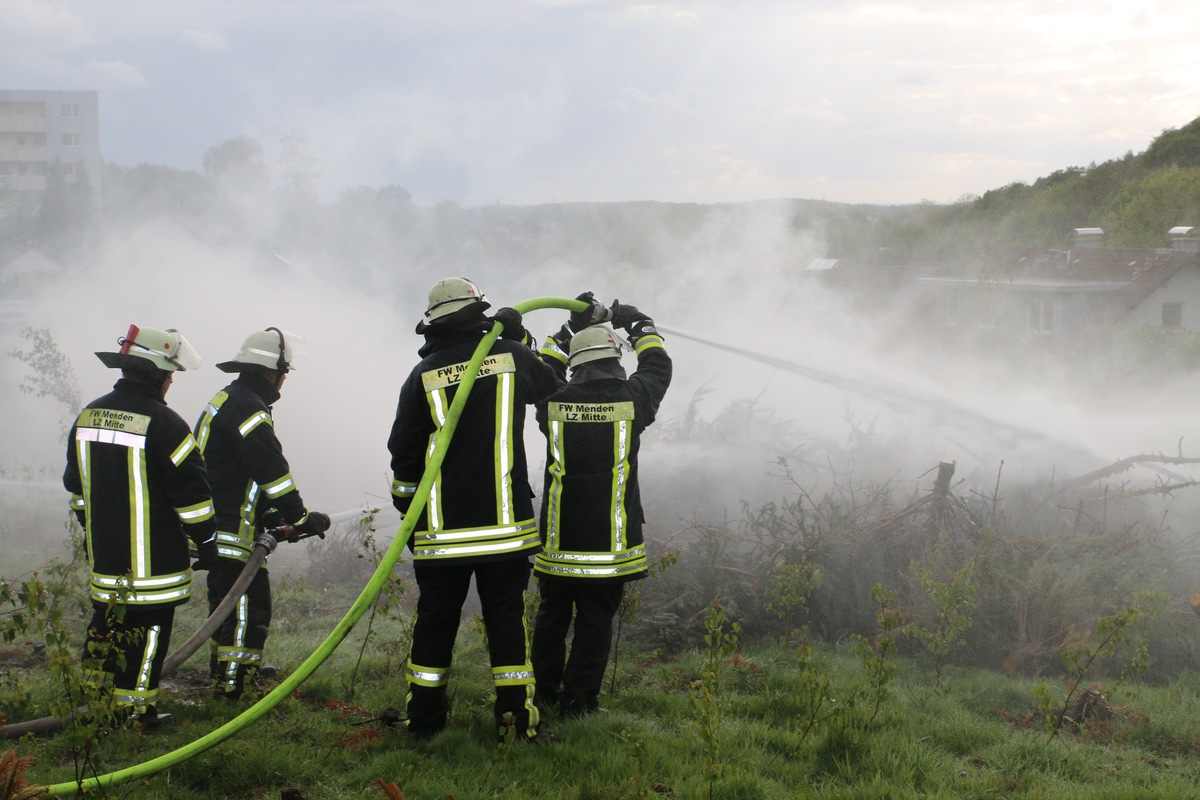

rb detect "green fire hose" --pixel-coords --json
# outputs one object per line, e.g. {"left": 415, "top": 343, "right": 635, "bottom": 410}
{"left": 38, "top": 295, "right": 585, "bottom": 797}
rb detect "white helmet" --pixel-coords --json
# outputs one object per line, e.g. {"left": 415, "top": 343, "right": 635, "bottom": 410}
{"left": 417, "top": 277, "right": 490, "bottom": 333}
{"left": 96, "top": 324, "right": 202, "bottom": 372}
{"left": 216, "top": 327, "right": 307, "bottom": 373}
{"left": 568, "top": 324, "right": 622, "bottom": 367}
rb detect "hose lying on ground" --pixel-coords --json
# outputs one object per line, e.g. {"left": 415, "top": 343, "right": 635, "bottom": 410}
{"left": 1, "top": 509, "right": 372, "bottom": 740}
{"left": 30, "top": 296, "right": 583, "bottom": 796}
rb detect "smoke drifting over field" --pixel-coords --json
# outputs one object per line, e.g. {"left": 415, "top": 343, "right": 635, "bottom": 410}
{"left": 4, "top": 195, "right": 1200, "bottom": 576}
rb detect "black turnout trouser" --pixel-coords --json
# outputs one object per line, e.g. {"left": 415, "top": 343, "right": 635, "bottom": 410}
{"left": 82, "top": 601, "right": 176, "bottom": 720}
{"left": 405, "top": 558, "right": 537, "bottom": 736}
{"left": 531, "top": 577, "right": 625, "bottom": 713}
{"left": 207, "top": 557, "right": 272, "bottom": 697}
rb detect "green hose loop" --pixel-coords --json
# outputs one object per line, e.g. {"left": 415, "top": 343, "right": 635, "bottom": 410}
{"left": 43, "top": 296, "right": 587, "bottom": 796}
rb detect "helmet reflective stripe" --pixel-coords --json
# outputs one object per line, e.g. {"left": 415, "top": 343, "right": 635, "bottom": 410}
{"left": 217, "top": 328, "right": 306, "bottom": 373}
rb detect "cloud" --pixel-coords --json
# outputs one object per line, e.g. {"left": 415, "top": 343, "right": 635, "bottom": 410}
{"left": 0, "top": 0, "right": 92, "bottom": 73}
{"left": 83, "top": 60, "right": 150, "bottom": 89}
{"left": 180, "top": 28, "right": 230, "bottom": 52}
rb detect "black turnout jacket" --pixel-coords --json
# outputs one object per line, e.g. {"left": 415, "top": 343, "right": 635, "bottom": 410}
{"left": 534, "top": 330, "right": 671, "bottom": 583}
{"left": 388, "top": 321, "right": 560, "bottom": 566}
{"left": 193, "top": 372, "right": 311, "bottom": 563}
{"left": 64, "top": 378, "right": 216, "bottom": 606}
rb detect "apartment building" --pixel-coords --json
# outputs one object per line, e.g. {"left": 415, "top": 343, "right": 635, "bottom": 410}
{"left": 0, "top": 89, "right": 101, "bottom": 195}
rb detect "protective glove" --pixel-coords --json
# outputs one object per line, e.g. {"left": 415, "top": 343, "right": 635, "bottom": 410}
{"left": 569, "top": 291, "right": 612, "bottom": 331}
{"left": 296, "top": 511, "right": 332, "bottom": 536}
{"left": 192, "top": 539, "right": 219, "bottom": 571}
{"left": 608, "top": 300, "right": 647, "bottom": 331}
{"left": 490, "top": 307, "right": 526, "bottom": 341}
{"left": 627, "top": 317, "right": 660, "bottom": 343}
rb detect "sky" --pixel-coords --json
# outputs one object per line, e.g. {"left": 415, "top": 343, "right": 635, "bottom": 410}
{"left": 4, "top": 0, "right": 1200, "bottom": 207}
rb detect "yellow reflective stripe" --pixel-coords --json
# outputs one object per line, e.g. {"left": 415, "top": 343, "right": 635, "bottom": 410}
{"left": 129, "top": 445, "right": 149, "bottom": 578}
{"left": 76, "top": 427, "right": 146, "bottom": 448}
{"left": 169, "top": 433, "right": 197, "bottom": 466}
{"left": 406, "top": 661, "right": 449, "bottom": 687}
{"left": 545, "top": 419, "right": 565, "bottom": 551}
{"left": 135, "top": 624, "right": 161, "bottom": 695}
{"left": 534, "top": 558, "right": 648, "bottom": 579}
{"left": 391, "top": 478, "right": 417, "bottom": 498}
{"left": 492, "top": 665, "right": 534, "bottom": 686}
{"left": 540, "top": 339, "right": 568, "bottom": 364}
{"left": 238, "top": 410, "right": 272, "bottom": 437}
{"left": 612, "top": 419, "right": 631, "bottom": 550}
{"left": 176, "top": 499, "right": 214, "bottom": 522}
{"left": 634, "top": 334, "right": 665, "bottom": 354}
{"left": 70, "top": 494, "right": 85, "bottom": 511}
{"left": 494, "top": 371, "right": 514, "bottom": 525}
{"left": 413, "top": 524, "right": 540, "bottom": 560}
{"left": 261, "top": 472, "right": 296, "bottom": 499}
{"left": 196, "top": 391, "right": 229, "bottom": 454}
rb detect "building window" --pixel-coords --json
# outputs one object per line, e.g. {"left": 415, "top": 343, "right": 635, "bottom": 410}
{"left": 1163, "top": 302, "right": 1183, "bottom": 328}
{"left": 63, "top": 163, "right": 78, "bottom": 180}
{"left": 63, "top": 133, "right": 79, "bottom": 147}
{"left": 62, "top": 104, "right": 79, "bottom": 118}
{"left": 1027, "top": 299, "right": 1054, "bottom": 332}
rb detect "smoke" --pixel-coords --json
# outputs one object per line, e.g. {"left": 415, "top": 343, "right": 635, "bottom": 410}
{"left": 6, "top": 187, "right": 1200, "bottom": 577}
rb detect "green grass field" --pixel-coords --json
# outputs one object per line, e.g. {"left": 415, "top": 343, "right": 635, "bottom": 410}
{"left": 6, "top": 582, "right": 1200, "bottom": 800}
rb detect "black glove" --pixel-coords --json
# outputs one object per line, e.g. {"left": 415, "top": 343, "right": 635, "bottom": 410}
{"left": 569, "top": 291, "right": 612, "bottom": 331}
{"left": 490, "top": 307, "right": 526, "bottom": 341}
{"left": 608, "top": 300, "right": 646, "bottom": 331}
{"left": 192, "top": 539, "right": 219, "bottom": 571}
{"left": 627, "top": 317, "right": 660, "bottom": 342}
{"left": 297, "top": 511, "right": 332, "bottom": 536}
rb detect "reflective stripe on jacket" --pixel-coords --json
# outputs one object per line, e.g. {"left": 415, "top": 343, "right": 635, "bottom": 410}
{"left": 194, "top": 373, "right": 307, "bottom": 563}
{"left": 535, "top": 334, "right": 671, "bottom": 582}
{"left": 389, "top": 323, "right": 560, "bottom": 566}
{"left": 64, "top": 378, "right": 216, "bottom": 605}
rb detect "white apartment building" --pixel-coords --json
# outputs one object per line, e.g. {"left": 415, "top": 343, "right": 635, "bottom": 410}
{"left": 0, "top": 89, "right": 101, "bottom": 195}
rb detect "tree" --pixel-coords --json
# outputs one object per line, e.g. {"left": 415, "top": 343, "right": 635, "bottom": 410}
{"left": 203, "top": 136, "right": 270, "bottom": 195}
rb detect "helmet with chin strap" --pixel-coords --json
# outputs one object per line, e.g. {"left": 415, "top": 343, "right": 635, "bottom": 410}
{"left": 216, "top": 327, "right": 307, "bottom": 373}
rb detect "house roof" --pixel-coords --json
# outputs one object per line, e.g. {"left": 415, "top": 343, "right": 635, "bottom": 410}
{"left": 924, "top": 246, "right": 1200, "bottom": 326}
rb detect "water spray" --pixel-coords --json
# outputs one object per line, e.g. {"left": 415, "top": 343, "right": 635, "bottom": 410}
{"left": 657, "top": 323, "right": 1099, "bottom": 461}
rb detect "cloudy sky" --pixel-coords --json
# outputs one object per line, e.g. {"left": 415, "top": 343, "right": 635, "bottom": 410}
{"left": 4, "top": 1, "right": 1200, "bottom": 207}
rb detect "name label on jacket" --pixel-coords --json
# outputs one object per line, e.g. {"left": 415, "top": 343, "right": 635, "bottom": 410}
{"left": 422, "top": 352, "right": 516, "bottom": 392}
{"left": 548, "top": 401, "right": 635, "bottom": 423}
{"left": 79, "top": 408, "right": 151, "bottom": 434}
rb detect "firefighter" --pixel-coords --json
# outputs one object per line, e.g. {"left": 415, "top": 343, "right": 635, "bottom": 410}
{"left": 388, "top": 278, "right": 597, "bottom": 742}
{"left": 531, "top": 299, "right": 672, "bottom": 717}
{"left": 64, "top": 324, "right": 217, "bottom": 730}
{"left": 193, "top": 327, "right": 331, "bottom": 699}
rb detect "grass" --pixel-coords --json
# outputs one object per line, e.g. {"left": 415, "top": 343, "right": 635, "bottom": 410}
{"left": 7, "top": 588, "right": 1200, "bottom": 800}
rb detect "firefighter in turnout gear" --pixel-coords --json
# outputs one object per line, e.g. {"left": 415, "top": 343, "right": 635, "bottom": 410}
{"left": 531, "top": 297, "right": 672, "bottom": 717}
{"left": 388, "top": 277, "right": 563, "bottom": 741}
{"left": 63, "top": 324, "right": 217, "bottom": 729}
{"left": 193, "top": 327, "right": 331, "bottom": 699}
